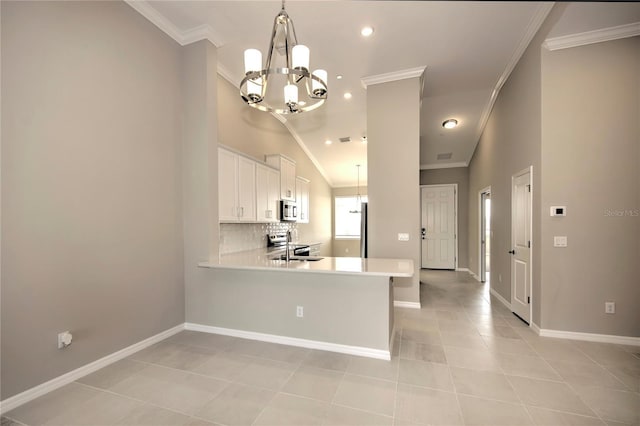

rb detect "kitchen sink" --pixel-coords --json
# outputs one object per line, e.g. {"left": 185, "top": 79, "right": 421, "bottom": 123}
{"left": 271, "top": 255, "right": 324, "bottom": 262}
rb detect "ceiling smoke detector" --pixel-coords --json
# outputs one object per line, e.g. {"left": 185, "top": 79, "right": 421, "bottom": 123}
{"left": 437, "top": 153, "right": 453, "bottom": 160}
{"left": 339, "top": 136, "right": 351, "bottom": 143}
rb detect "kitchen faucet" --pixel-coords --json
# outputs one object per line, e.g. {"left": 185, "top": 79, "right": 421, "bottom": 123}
{"left": 285, "top": 230, "right": 292, "bottom": 262}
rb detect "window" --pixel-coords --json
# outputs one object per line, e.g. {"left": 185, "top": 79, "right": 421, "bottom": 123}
{"left": 334, "top": 196, "right": 367, "bottom": 239}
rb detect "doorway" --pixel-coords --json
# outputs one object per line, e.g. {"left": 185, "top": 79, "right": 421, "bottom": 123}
{"left": 421, "top": 184, "right": 457, "bottom": 269}
{"left": 479, "top": 187, "right": 491, "bottom": 283}
{"left": 510, "top": 167, "right": 532, "bottom": 324}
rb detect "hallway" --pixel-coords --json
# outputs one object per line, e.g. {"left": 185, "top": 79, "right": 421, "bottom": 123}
{"left": 410, "top": 269, "right": 639, "bottom": 425}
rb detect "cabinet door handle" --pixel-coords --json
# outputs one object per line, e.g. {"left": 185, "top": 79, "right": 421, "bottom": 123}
{"left": 239, "top": 207, "right": 244, "bottom": 217}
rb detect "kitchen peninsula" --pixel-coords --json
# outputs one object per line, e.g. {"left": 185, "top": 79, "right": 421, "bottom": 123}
{"left": 192, "top": 251, "right": 414, "bottom": 360}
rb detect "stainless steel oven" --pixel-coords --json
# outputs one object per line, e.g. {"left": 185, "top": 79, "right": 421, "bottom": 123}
{"left": 293, "top": 245, "right": 310, "bottom": 256}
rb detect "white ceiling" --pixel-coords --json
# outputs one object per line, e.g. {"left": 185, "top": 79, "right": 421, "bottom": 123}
{"left": 133, "top": 1, "right": 640, "bottom": 187}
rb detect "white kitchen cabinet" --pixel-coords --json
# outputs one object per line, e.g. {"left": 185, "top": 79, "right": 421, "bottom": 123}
{"left": 218, "top": 147, "right": 256, "bottom": 222}
{"left": 296, "top": 176, "right": 310, "bottom": 223}
{"left": 265, "top": 154, "right": 296, "bottom": 201}
{"left": 256, "top": 163, "right": 280, "bottom": 222}
{"left": 218, "top": 148, "right": 239, "bottom": 222}
{"left": 237, "top": 156, "right": 256, "bottom": 221}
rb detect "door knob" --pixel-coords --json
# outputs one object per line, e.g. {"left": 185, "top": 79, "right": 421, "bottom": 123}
{"left": 508, "top": 250, "right": 516, "bottom": 255}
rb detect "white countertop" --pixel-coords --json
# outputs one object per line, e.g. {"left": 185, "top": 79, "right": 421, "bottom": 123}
{"left": 199, "top": 248, "right": 414, "bottom": 277}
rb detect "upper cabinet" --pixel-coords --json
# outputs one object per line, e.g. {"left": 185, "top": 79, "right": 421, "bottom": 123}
{"left": 265, "top": 154, "right": 296, "bottom": 201}
{"left": 218, "top": 148, "right": 239, "bottom": 222}
{"left": 256, "top": 163, "right": 280, "bottom": 223}
{"left": 218, "top": 147, "right": 256, "bottom": 222}
{"left": 219, "top": 148, "right": 310, "bottom": 224}
{"left": 296, "top": 176, "right": 310, "bottom": 224}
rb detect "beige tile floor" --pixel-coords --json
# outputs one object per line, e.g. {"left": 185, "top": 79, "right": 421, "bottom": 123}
{"left": 4, "top": 270, "right": 640, "bottom": 425}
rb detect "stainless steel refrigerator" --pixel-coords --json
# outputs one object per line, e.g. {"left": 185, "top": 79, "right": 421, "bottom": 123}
{"left": 360, "top": 202, "right": 368, "bottom": 258}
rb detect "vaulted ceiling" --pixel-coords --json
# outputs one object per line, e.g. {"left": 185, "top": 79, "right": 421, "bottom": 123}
{"left": 130, "top": 1, "right": 640, "bottom": 187}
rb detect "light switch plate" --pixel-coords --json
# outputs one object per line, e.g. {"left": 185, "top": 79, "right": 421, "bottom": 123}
{"left": 554, "top": 236, "right": 568, "bottom": 247}
{"left": 398, "top": 233, "right": 410, "bottom": 241}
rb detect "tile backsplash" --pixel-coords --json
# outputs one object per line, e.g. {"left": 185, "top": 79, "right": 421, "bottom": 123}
{"left": 220, "top": 222, "right": 298, "bottom": 254}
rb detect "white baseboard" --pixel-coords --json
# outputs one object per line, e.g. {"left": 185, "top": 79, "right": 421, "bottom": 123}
{"left": 184, "top": 323, "right": 391, "bottom": 360}
{"left": 393, "top": 301, "right": 421, "bottom": 309}
{"left": 531, "top": 322, "right": 541, "bottom": 335}
{"left": 490, "top": 288, "right": 512, "bottom": 310}
{"left": 537, "top": 328, "right": 640, "bottom": 347}
{"left": 467, "top": 270, "right": 481, "bottom": 282}
{"left": 0, "top": 324, "right": 184, "bottom": 415}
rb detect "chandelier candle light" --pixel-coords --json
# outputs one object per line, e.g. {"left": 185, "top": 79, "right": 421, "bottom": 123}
{"left": 240, "top": 0, "right": 328, "bottom": 114}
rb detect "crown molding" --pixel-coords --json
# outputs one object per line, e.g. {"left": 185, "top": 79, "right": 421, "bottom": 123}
{"left": 543, "top": 22, "right": 640, "bottom": 51}
{"left": 281, "top": 121, "right": 333, "bottom": 186}
{"left": 125, "top": 1, "right": 222, "bottom": 47}
{"left": 361, "top": 66, "right": 427, "bottom": 89}
{"left": 217, "top": 65, "right": 236, "bottom": 87}
{"left": 182, "top": 24, "right": 224, "bottom": 47}
{"left": 420, "top": 161, "right": 468, "bottom": 170}
{"left": 125, "top": 0, "right": 184, "bottom": 43}
{"left": 471, "top": 2, "right": 554, "bottom": 162}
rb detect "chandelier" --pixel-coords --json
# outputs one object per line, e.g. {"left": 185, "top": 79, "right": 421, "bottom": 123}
{"left": 240, "top": 0, "right": 328, "bottom": 114}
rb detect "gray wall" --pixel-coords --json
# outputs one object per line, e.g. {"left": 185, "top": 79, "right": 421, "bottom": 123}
{"left": 217, "top": 77, "right": 332, "bottom": 255}
{"left": 368, "top": 77, "right": 422, "bottom": 304}
{"left": 540, "top": 36, "right": 640, "bottom": 335}
{"left": 420, "top": 168, "right": 469, "bottom": 269}
{"left": 1, "top": 1, "right": 185, "bottom": 399}
{"left": 467, "top": 6, "right": 566, "bottom": 324}
{"left": 468, "top": 4, "right": 639, "bottom": 337}
{"left": 332, "top": 186, "right": 368, "bottom": 257}
{"left": 189, "top": 269, "right": 392, "bottom": 352}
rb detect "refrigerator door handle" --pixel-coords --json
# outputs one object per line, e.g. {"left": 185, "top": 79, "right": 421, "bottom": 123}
{"left": 360, "top": 202, "right": 368, "bottom": 258}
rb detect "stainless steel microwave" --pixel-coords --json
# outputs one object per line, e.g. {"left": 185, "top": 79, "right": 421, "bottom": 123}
{"left": 279, "top": 200, "right": 298, "bottom": 222}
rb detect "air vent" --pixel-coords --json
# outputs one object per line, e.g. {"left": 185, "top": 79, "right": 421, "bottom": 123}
{"left": 339, "top": 137, "right": 351, "bottom": 143}
{"left": 437, "top": 153, "right": 453, "bottom": 160}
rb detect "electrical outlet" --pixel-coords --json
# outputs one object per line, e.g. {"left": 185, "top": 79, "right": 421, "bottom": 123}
{"left": 296, "top": 306, "right": 304, "bottom": 318}
{"left": 605, "top": 302, "right": 615, "bottom": 314}
{"left": 554, "top": 236, "right": 568, "bottom": 247}
{"left": 398, "top": 233, "right": 410, "bottom": 241}
{"left": 58, "top": 331, "right": 73, "bottom": 349}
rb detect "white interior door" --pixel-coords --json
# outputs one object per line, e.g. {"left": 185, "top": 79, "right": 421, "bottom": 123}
{"left": 480, "top": 188, "right": 491, "bottom": 283}
{"left": 421, "top": 185, "right": 456, "bottom": 269}
{"left": 511, "top": 168, "right": 532, "bottom": 323}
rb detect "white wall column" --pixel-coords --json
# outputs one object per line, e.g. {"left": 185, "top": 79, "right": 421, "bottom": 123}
{"left": 182, "top": 40, "right": 220, "bottom": 318}
{"left": 365, "top": 70, "right": 424, "bottom": 305}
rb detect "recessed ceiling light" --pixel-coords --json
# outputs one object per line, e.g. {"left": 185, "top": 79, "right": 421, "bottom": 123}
{"left": 325, "top": 140, "right": 332, "bottom": 145}
{"left": 442, "top": 119, "right": 458, "bottom": 129}
{"left": 344, "top": 92, "right": 352, "bottom": 100}
{"left": 336, "top": 75, "right": 343, "bottom": 80}
{"left": 361, "top": 26, "right": 374, "bottom": 37}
